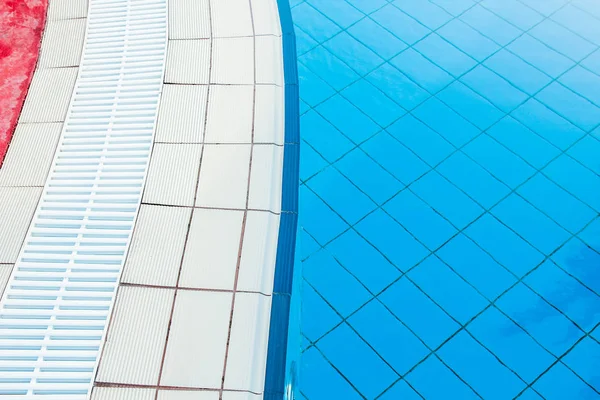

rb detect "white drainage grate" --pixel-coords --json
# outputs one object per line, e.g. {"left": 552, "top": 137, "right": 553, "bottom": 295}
{"left": 0, "top": 0, "right": 167, "bottom": 398}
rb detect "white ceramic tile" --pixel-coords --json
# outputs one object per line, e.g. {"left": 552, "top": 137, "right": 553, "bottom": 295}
{"left": 254, "top": 85, "right": 284, "bottom": 145}
{"left": 195, "top": 144, "right": 251, "bottom": 209}
{"left": 156, "top": 85, "right": 208, "bottom": 143}
{"left": 39, "top": 19, "right": 86, "bottom": 67}
{"left": 0, "top": 264, "right": 12, "bottom": 297}
{"left": 237, "top": 211, "right": 280, "bottom": 294}
{"left": 211, "top": 37, "right": 254, "bottom": 85}
{"left": 179, "top": 208, "right": 244, "bottom": 290}
{"left": 255, "top": 35, "right": 284, "bottom": 86}
{"left": 96, "top": 286, "right": 174, "bottom": 385}
{"left": 165, "top": 40, "right": 211, "bottom": 84}
{"left": 0, "top": 123, "right": 61, "bottom": 187}
{"left": 169, "top": 0, "right": 211, "bottom": 39}
{"left": 91, "top": 387, "right": 155, "bottom": 400}
{"left": 222, "top": 392, "right": 262, "bottom": 400}
{"left": 204, "top": 85, "right": 254, "bottom": 144}
{"left": 211, "top": 0, "right": 253, "bottom": 37}
{"left": 122, "top": 205, "right": 191, "bottom": 286}
{"left": 19, "top": 67, "right": 78, "bottom": 123}
{"left": 48, "top": 0, "right": 88, "bottom": 20}
{"left": 158, "top": 391, "right": 219, "bottom": 400}
{"left": 224, "top": 292, "right": 272, "bottom": 393}
{"left": 0, "top": 187, "right": 42, "bottom": 263}
{"left": 248, "top": 144, "right": 283, "bottom": 212}
{"left": 251, "top": 0, "right": 282, "bottom": 36}
{"left": 143, "top": 144, "right": 202, "bottom": 206}
{"left": 161, "top": 291, "right": 233, "bottom": 388}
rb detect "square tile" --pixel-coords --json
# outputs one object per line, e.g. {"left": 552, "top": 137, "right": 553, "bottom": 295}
{"left": 210, "top": 0, "right": 252, "bottom": 36}
{"left": 465, "top": 214, "right": 544, "bottom": 278}
{"left": 300, "top": 186, "right": 349, "bottom": 245}
{"left": 484, "top": 50, "right": 551, "bottom": 95}
{"left": 552, "top": 4, "right": 600, "bottom": 46}
{"left": 0, "top": 187, "right": 40, "bottom": 263}
{"left": 165, "top": 40, "right": 210, "bottom": 84}
{"left": 438, "top": 331, "right": 525, "bottom": 399}
{"left": 582, "top": 49, "right": 600, "bottom": 75}
{"left": 384, "top": 190, "right": 457, "bottom": 250}
{"left": 496, "top": 283, "right": 584, "bottom": 356}
{"left": 301, "top": 110, "right": 354, "bottom": 162}
{"left": 295, "top": 27, "right": 319, "bottom": 55}
{"left": 318, "top": 324, "right": 399, "bottom": 398}
{"left": 468, "top": 307, "right": 555, "bottom": 383}
{"left": 543, "top": 155, "right": 600, "bottom": 211}
{"left": 298, "top": 62, "right": 336, "bottom": 106}
{"left": 508, "top": 34, "right": 574, "bottom": 78}
{"left": 460, "top": 5, "right": 522, "bottom": 46}
{"left": 303, "top": 250, "right": 371, "bottom": 317}
{"left": 551, "top": 237, "right": 600, "bottom": 296}
{"left": 39, "top": 19, "right": 85, "bottom": 67}
{"left": 561, "top": 66, "right": 600, "bottom": 110}
{"left": 437, "top": 234, "right": 517, "bottom": 301}
{"left": 392, "top": 0, "right": 453, "bottom": 30}
{"left": 579, "top": 217, "right": 600, "bottom": 253}
{"left": 323, "top": 32, "right": 384, "bottom": 76}
{"left": 355, "top": 209, "right": 429, "bottom": 271}
{"left": 430, "top": 0, "right": 476, "bottom": 16}
{"left": 380, "top": 278, "right": 460, "bottom": 349}
{"left": 307, "top": 0, "right": 363, "bottom": 28}
{"left": 366, "top": 63, "right": 430, "bottom": 110}
{"left": 300, "top": 141, "right": 328, "bottom": 181}
{"left": 254, "top": 85, "right": 284, "bottom": 145}
{"left": 248, "top": 144, "right": 283, "bottom": 212}
{"left": 299, "top": 46, "right": 360, "bottom": 91}
{"left": 460, "top": 66, "right": 528, "bottom": 113}
{"left": 410, "top": 171, "right": 484, "bottom": 229}
{"left": 534, "top": 362, "right": 600, "bottom": 400}
{"left": 204, "top": 85, "right": 254, "bottom": 143}
{"left": 48, "top": 0, "right": 88, "bottom": 20}
{"left": 92, "top": 388, "right": 155, "bottom": 400}
{"left": 530, "top": 19, "right": 596, "bottom": 62}
{"left": 371, "top": 5, "right": 430, "bottom": 45}
{"left": 519, "top": 0, "right": 569, "bottom": 16}
{"left": 255, "top": 36, "right": 284, "bottom": 85}
{"left": 345, "top": 0, "right": 386, "bottom": 14}
{"left": 347, "top": 17, "right": 408, "bottom": 60}
{"left": 406, "top": 356, "right": 480, "bottom": 400}
{"left": 349, "top": 300, "right": 429, "bottom": 375}
{"left": 536, "top": 82, "right": 600, "bottom": 132}
{"left": 413, "top": 34, "right": 477, "bottom": 77}
{"left": 211, "top": 37, "right": 254, "bottom": 84}
{"left": 155, "top": 85, "right": 207, "bottom": 143}
{"left": 316, "top": 95, "right": 379, "bottom": 144}
{"left": 517, "top": 389, "right": 544, "bottom": 400}
{"left": 342, "top": 80, "right": 406, "bottom": 127}
{"left": 20, "top": 67, "right": 78, "bottom": 123}
{"left": 159, "top": 392, "right": 218, "bottom": 400}
{"left": 301, "top": 283, "right": 342, "bottom": 341}
{"left": 168, "top": 0, "right": 210, "bottom": 39}
{"left": 291, "top": 3, "right": 342, "bottom": 43}
{"left": 481, "top": 0, "right": 544, "bottom": 30}
{"left": 438, "top": 19, "right": 499, "bottom": 61}
{"left": 390, "top": 48, "right": 454, "bottom": 94}
{"left": 562, "top": 337, "right": 600, "bottom": 388}
{"left": 378, "top": 380, "right": 422, "bottom": 400}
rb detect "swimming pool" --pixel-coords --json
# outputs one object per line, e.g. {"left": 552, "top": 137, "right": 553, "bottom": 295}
{"left": 292, "top": 0, "right": 600, "bottom": 398}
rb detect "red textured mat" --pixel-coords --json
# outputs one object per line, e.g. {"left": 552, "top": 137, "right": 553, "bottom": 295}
{"left": 0, "top": 0, "right": 48, "bottom": 166}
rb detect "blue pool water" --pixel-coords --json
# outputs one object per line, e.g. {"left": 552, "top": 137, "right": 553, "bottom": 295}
{"left": 292, "top": 0, "right": 600, "bottom": 398}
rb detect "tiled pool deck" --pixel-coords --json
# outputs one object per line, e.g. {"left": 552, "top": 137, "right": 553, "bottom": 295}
{"left": 294, "top": 0, "right": 600, "bottom": 398}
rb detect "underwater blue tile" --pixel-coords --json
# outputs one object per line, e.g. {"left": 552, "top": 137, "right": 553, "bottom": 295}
{"left": 300, "top": 111, "right": 354, "bottom": 162}
{"left": 301, "top": 283, "right": 342, "bottom": 341}
{"left": 306, "top": 0, "right": 363, "bottom": 28}
{"left": 518, "top": 174, "right": 596, "bottom": 234}
{"left": 579, "top": 217, "right": 600, "bottom": 253}
{"left": 366, "top": 64, "right": 430, "bottom": 111}
{"left": 300, "top": 140, "right": 328, "bottom": 181}
{"left": 543, "top": 155, "right": 600, "bottom": 211}
{"left": 508, "top": 34, "right": 574, "bottom": 78}
{"left": 323, "top": 32, "right": 384, "bottom": 76}
{"left": 437, "top": 234, "right": 517, "bottom": 301}
{"left": 438, "top": 331, "right": 525, "bottom": 400}
{"left": 412, "top": 97, "right": 480, "bottom": 147}
{"left": 316, "top": 95, "right": 379, "bottom": 144}
{"left": 573, "top": 0, "right": 600, "bottom": 19}
{"left": 492, "top": 194, "right": 570, "bottom": 255}
{"left": 298, "top": 227, "right": 321, "bottom": 261}
{"left": 347, "top": 17, "right": 408, "bottom": 60}
{"left": 301, "top": 335, "right": 311, "bottom": 352}
{"left": 384, "top": 189, "right": 457, "bottom": 250}
{"left": 371, "top": 4, "right": 430, "bottom": 45}
{"left": 463, "top": 134, "right": 536, "bottom": 188}
{"left": 561, "top": 66, "right": 600, "bottom": 107}
{"left": 582, "top": 49, "right": 600, "bottom": 75}
{"left": 380, "top": 278, "right": 460, "bottom": 349}
{"left": 536, "top": 82, "right": 600, "bottom": 132}
{"left": 563, "top": 337, "right": 600, "bottom": 389}
{"left": 378, "top": 380, "right": 422, "bottom": 400}
{"left": 300, "top": 346, "right": 363, "bottom": 400}
{"left": 308, "top": 166, "right": 376, "bottom": 225}
{"left": 429, "top": 0, "right": 476, "bottom": 16}
{"left": 519, "top": 0, "right": 569, "bottom": 16}
{"left": 460, "top": 4, "right": 522, "bottom": 46}
{"left": 535, "top": 362, "right": 600, "bottom": 400}
{"left": 593, "top": 326, "right": 600, "bottom": 342}
{"left": 466, "top": 214, "right": 544, "bottom": 278}
{"left": 390, "top": 48, "right": 454, "bottom": 94}
{"left": 303, "top": 250, "right": 371, "bottom": 317}
{"left": 355, "top": 209, "right": 429, "bottom": 271}
{"left": 407, "top": 356, "right": 479, "bottom": 400}
{"left": 487, "top": 116, "right": 559, "bottom": 169}
{"left": 484, "top": 49, "right": 551, "bottom": 95}
{"left": 345, "top": 0, "right": 387, "bottom": 15}
{"left": 436, "top": 81, "right": 504, "bottom": 130}
{"left": 342, "top": 80, "right": 405, "bottom": 127}
{"left": 392, "top": 0, "right": 453, "bottom": 30}
{"left": 552, "top": 237, "right": 600, "bottom": 295}
{"left": 289, "top": 0, "right": 304, "bottom": 7}
{"left": 497, "top": 283, "right": 584, "bottom": 356}
{"left": 438, "top": 19, "right": 499, "bottom": 62}
{"left": 413, "top": 34, "right": 477, "bottom": 77}
{"left": 461, "top": 66, "right": 528, "bottom": 113}
{"left": 361, "top": 132, "right": 429, "bottom": 185}
{"left": 518, "top": 389, "right": 545, "bottom": 400}
{"left": 387, "top": 114, "right": 455, "bottom": 166}
{"left": 511, "top": 99, "right": 585, "bottom": 150}
{"left": 299, "top": 99, "right": 310, "bottom": 115}
{"left": 437, "top": 151, "right": 510, "bottom": 209}
{"left": 410, "top": 171, "right": 484, "bottom": 229}
{"left": 297, "top": 62, "right": 336, "bottom": 106}
{"left": 295, "top": 27, "right": 319, "bottom": 55}
{"left": 291, "top": 3, "right": 342, "bottom": 43}
{"left": 526, "top": 260, "right": 600, "bottom": 332}
{"left": 327, "top": 229, "right": 400, "bottom": 294}
{"left": 568, "top": 135, "right": 600, "bottom": 175}
{"left": 318, "top": 323, "right": 398, "bottom": 399}
{"left": 481, "top": 0, "right": 544, "bottom": 30}
{"left": 299, "top": 46, "right": 360, "bottom": 91}
{"left": 552, "top": 4, "right": 600, "bottom": 46}
{"left": 409, "top": 256, "right": 487, "bottom": 324}
{"left": 349, "top": 300, "right": 428, "bottom": 375}
{"left": 530, "top": 19, "right": 597, "bottom": 62}
{"left": 300, "top": 186, "right": 349, "bottom": 245}
{"left": 335, "top": 148, "right": 402, "bottom": 205}
{"left": 468, "top": 307, "right": 555, "bottom": 383}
